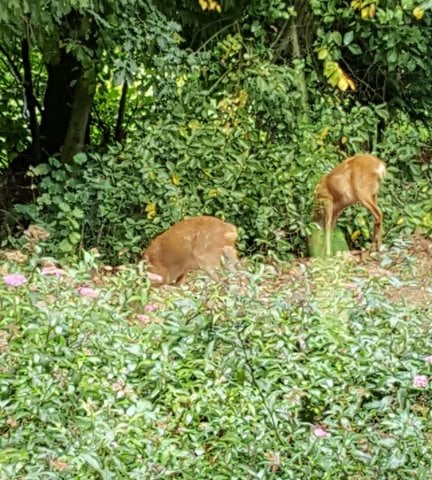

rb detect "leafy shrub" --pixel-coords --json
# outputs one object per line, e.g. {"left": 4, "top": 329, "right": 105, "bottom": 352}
{"left": 377, "top": 112, "right": 432, "bottom": 238}
{"left": 13, "top": 59, "right": 432, "bottom": 263}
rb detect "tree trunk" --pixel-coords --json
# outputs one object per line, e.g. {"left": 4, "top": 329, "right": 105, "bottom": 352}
{"left": 61, "top": 71, "right": 96, "bottom": 164}
{"left": 289, "top": 21, "right": 309, "bottom": 118}
{"left": 114, "top": 80, "right": 128, "bottom": 143}
{"left": 1, "top": 50, "right": 80, "bottom": 212}
{"left": 8, "top": 49, "right": 79, "bottom": 176}
{"left": 39, "top": 51, "right": 80, "bottom": 159}
{"left": 273, "top": 0, "right": 312, "bottom": 120}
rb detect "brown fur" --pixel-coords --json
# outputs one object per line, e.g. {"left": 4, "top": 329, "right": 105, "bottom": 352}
{"left": 314, "top": 154, "right": 386, "bottom": 256}
{"left": 142, "top": 216, "right": 239, "bottom": 286}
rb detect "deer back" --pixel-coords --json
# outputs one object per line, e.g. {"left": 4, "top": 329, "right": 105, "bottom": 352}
{"left": 143, "top": 216, "right": 238, "bottom": 286}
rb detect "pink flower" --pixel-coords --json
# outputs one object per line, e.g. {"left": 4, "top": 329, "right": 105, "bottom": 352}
{"left": 413, "top": 375, "right": 429, "bottom": 388}
{"left": 41, "top": 266, "right": 65, "bottom": 277}
{"left": 3, "top": 274, "right": 27, "bottom": 287}
{"left": 77, "top": 287, "right": 99, "bottom": 298}
{"left": 111, "top": 379, "right": 133, "bottom": 398}
{"left": 112, "top": 380, "right": 125, "bottom": 392}
{"left": 425, "top": 356, "right": 432, "bottom": 365}
{"left": 312, "top": 426, "right": 329, "bottom": 438}
{"left": 137, "top": 314, "right": 150, "bottom": 323}
{"left": 144, "top": 303, "right": 157, "bottom": 312}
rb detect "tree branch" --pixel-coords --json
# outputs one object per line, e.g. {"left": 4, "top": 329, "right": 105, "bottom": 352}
{"left": 114, "top": 80, "right": 129, "bottom": 143}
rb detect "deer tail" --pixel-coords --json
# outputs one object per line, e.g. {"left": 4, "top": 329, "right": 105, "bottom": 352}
{"left": 375, "top": 161, "right": 386, "bottom": 180}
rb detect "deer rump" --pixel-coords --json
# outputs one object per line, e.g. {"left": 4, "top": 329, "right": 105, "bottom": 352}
{"left": 314, "top": 153, "right": 386, "bottom": 256}
{"left": 143, "top": 216, "right": 239, "bottom": 286}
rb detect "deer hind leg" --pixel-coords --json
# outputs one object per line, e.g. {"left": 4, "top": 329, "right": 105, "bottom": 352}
{"left": 324, "top": 200, "right": 333, "bottom": 257}
{"left": 194, "top": 252, "right": 222, "bottom": 280}
{"left": 331, "top": 202, "right": 344, "bottom": 230}
{"left": 359, "top": 193, "right": 383, "bottom": 250}
{"left": 171, "top": 272, "right": 187, "bottom": 286}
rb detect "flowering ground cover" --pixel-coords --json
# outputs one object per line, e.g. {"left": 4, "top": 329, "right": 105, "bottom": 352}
{"left": 0, "top": 237, "right": 431, "bottom": 479}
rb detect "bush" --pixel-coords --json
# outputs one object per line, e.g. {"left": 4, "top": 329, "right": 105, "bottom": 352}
{"left": 13, "top": 61, "right": 432, "bottom": 263}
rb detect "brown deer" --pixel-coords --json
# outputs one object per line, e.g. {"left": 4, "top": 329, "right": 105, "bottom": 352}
{"left": 142, "top": 216, "right": 239, "bottom": 286}
{"left": 314, "top": 153, "right": 386, "bottom": 256}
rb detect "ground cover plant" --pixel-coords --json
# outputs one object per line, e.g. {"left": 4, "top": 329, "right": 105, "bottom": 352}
{"left": 1, "top": 235, "right": 431, "bottom": 479}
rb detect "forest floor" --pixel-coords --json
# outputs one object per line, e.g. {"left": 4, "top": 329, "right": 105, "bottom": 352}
{"left": 145, "top": 234, "right": 432, "bottom": 315}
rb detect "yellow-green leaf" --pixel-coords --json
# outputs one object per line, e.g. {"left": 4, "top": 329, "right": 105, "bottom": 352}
{"left": 413, "top": 7, "right": 425, "bottom": 19}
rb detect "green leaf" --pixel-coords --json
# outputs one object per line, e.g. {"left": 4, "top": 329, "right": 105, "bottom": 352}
{"left": 348, "top": 43, "right": 362, "bottom": 55}
{"left": 68, "top": 231, "right": 81, "bottom": 245}
{"left": 73, "top": 207, "right": 85, "bottom": 219}
{"left": 80, "top": 453, "right": 103, "bottom": 472}
{"left": 58, "top": 239, "right": 73, "bottom": 252}
{"left": 387, "top": 50, "right": 398, "bottom": 64}
{"left": 318, "top": 48, "right": 329, "bottom": 60}
{"left": 343, "top": 31, "right": 354, "bottom": 45}
{"left": 331, "top": 31, "right": 342, "bottom": 45}
{"left": 58, "top": 202, "right": 71, "bottom": 213}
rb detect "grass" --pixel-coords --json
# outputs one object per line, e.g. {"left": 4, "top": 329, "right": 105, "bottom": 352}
{"left": 0, "top": 237, "right": 431, "bottom": 479}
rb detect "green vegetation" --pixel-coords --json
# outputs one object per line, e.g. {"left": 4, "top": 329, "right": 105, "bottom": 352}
{"left": 1, "top": 1, "right": 431, "bottom": 478}
{"left": 1, "top": 239, "right": 431, "bottom": 478}
{"left": 11, "top": 110, "right": 432, "bottom": 263}
{"left": 0, "top": 0, "right": 431, "bottom": 259}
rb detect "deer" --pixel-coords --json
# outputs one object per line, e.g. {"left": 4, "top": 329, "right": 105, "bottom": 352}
{"left": 313, "top": 153, "right": 386, "bottom": 257}
{"left": 142, "top": 215, "right": 239, "bottom": 286}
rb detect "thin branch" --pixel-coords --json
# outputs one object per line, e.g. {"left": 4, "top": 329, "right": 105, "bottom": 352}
{"left": 270, "top": 19, "right": 290, "bottom": 51}
{"left": 92, "top": 101, "right": 111, "bottom": 144}
{"left": 114, "top": 80, "right": 128, "bottom": 143}
{"left": 0, "top": 43, "right": 43, "bottom": 115}
{"left": 207, "top": 62, "right": 237, "bottom": 96}
{"left": 235, "top": 326, "right": 288, "bottom": 447}
{"left": 196, "top": 20, "right": 238, "bottom": 52}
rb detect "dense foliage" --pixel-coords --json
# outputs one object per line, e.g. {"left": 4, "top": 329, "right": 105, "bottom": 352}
{"left": 1, "top": 241, "right": 431, "bottom": 478}
{"left": 1, "top": 0, "right": 432, "bottom": 259}
{"left": 15, "top": 94, "right": 432, "bottom": 262}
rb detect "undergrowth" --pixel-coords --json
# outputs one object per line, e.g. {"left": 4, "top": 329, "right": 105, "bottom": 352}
{"left": 0, "top": 238, "right": 431, "bottom": 479}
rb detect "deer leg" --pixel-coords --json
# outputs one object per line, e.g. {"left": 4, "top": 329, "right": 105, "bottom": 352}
{"left": 222, "top": 246, "right": 239, "bottom": 272}
{"left": 371, "top": 193, "right": 383, "bottom": 248}
{"left": 324, "top": 200, "right": 333, "bottom": 257}
{"left": 331, "top": 202, "right": 344, "bottom": 229}
{"left": 196, "top": 247, "right": 239, "bottom": 280}
{"left": 174, "top": 274, "right": 187, "bottom": 286}
{"left": 324, "top": 202, "right": 346, "bottom": 255}
{"left": 359, "top": 194, "right": 383, "bottom": 250}
{"left": 194, "top": 252, "right": 222, "bottom": 281}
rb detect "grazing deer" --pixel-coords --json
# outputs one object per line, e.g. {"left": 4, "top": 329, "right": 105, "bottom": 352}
{"left": 142, "top": 216, "right": 239, "bottom": 286}
{"left": 314, "top": 153, "right": 386, "bottom": 256}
